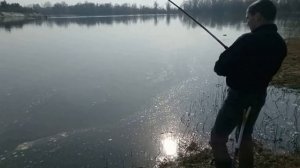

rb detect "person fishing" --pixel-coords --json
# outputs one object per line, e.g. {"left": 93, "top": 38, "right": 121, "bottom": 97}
{"left": 168, "top": 0, "right": 287, "bottom": 167}
{"left": 210, "top": 0, "right": 287, "bottom": 168}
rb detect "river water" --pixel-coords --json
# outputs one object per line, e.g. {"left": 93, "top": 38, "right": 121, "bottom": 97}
{"left": 0, "top": 15, "right": 299, "bottom": 167}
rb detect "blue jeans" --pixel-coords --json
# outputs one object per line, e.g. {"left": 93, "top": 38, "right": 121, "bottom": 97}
{"left": 210, "top": 88, "right": 266, "bottom": 168}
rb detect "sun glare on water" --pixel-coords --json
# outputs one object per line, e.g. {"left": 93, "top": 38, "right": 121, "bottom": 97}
{"left": 161, "top": 137, "right": 178, "bottom": 157}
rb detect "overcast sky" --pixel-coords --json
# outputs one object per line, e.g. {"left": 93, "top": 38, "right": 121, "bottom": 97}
{"left": 5, "top": 0, "right": 185, "bottom": 7}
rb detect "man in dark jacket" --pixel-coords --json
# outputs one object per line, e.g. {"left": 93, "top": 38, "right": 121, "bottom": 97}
{"left": 210, "top": 0, "right": 287, "bottom": 168}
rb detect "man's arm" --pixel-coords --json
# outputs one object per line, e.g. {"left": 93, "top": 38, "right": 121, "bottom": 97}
{"left": 214, "top": 35, "right": 247, "bottom": 76}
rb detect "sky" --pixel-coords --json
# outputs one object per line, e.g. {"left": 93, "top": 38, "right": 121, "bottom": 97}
{"left": 4, "top": 0, "right": 185, "bottom": 7}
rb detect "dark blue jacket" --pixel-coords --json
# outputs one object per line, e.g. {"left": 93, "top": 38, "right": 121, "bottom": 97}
{"left": 214, "top": 24, "right": 287, "bottom": 92}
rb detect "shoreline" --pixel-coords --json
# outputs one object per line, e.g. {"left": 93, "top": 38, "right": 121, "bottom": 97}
{"left": 158, "top": 140, "right": 300, "bottom": 168}
{"left": 271, "top": 37, "right": 300, "bottom": 90}
{"left": 0, "top": 12, "right": 46, "bottom": 19}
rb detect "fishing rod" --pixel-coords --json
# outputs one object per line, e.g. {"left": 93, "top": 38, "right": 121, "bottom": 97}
{"left": 168, "top": 0, "right": 228, "bottom": 49}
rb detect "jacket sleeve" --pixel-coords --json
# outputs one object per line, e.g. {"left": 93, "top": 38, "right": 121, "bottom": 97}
{"left": 214, "top": 35, "right": 247, "bottom": 76}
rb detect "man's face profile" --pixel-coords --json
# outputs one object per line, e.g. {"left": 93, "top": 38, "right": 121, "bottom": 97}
{"left": 246, "top": 10, "right": 261, "bottom": 31}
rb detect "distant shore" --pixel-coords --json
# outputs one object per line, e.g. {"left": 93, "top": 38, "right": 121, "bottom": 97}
{"left": 271, "top": 37, "right": 300, "bottom": 90}
{"left": 0, "top": 12, "right": 46, "bottom": 19}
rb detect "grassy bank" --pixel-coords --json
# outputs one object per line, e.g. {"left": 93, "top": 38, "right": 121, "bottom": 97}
{"left": 158, "top": 141, "right": 300, "bottom": 168}
{"left": 271, "top": 38, "right": 300, "bottom": 89}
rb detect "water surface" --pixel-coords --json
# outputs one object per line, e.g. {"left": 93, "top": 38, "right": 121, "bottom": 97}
{"left": 0, "top": 15, "right": 299, "bottom": 167}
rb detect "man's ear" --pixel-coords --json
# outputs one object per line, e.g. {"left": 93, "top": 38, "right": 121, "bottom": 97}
{"left": 254, "top": 12, "right": 265, "bottom": 23}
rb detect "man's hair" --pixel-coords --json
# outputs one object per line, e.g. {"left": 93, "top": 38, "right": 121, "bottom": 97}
{"left": 248, "top": 0, "right": 277, "bottom": 21}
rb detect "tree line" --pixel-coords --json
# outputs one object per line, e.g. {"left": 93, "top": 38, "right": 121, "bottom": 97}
{"left": 182, "top": 0, "right": 300, "bottom": 16}
{"left": 1, "top": 0, "right": 299, "bottom": 16}
{"left": 0, "top": 1, "right": 34, "bottom": 13}
{"left": 1, "top": 1, "right": 177, "bottom": 16}
{"left": 34, "top": 2, "right": 178, "bottom": 15}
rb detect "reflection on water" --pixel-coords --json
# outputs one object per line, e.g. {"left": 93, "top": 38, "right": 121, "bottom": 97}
{"left": 0, "top": 15, "right": 299, "bottom": 167}
{"left": 1, "top": 14, "right": 300, "bottom": 38}
{"left": 162, "top": 137, "right": 177, "bottom": 156}
{"left": 0, "top": 15, "right": 175, "bottom": 32}
{"left": 160, "top": 134, "right": 178, "bottom": 158}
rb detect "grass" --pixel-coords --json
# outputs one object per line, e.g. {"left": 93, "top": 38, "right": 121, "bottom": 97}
{"left": 271, "top": 38, "right": 300, "bottom": 90}
{"left": 157, "top": 140, "right": 300, "bottom": 168}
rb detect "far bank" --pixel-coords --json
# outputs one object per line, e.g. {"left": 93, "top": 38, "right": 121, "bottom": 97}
{"left": 0, "top": 11, "right": 46, "bottom": 19}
